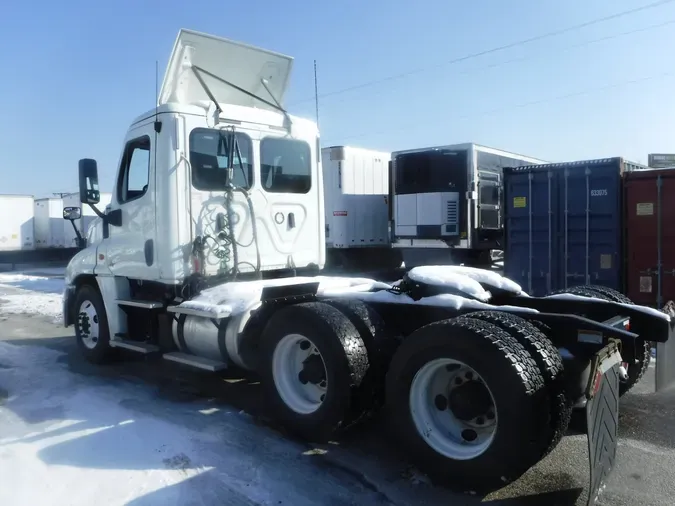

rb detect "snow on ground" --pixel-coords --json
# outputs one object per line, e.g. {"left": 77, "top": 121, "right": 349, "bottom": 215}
{"left": 0, "top": 340, "right": 266, "bottom": 505}
{"left": 0, "top": 337, "right": 429, "bottom": 506}
{"left": 0, "top": 271, "right": 65, "bottom": 323}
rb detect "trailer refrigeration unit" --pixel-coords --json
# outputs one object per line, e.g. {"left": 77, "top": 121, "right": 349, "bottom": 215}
{"left": 60, "top": 29, "right": 674, "bottom": 504}
{"left": 322, "top": 145, "right": 401, "bottom": 272}
{"left": 389, "top": 143, "right": 546, "bottom": 268}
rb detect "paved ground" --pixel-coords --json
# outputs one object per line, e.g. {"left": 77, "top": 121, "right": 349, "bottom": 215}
{"left": 1, "top": 284, "right": 675, "bottom": 505}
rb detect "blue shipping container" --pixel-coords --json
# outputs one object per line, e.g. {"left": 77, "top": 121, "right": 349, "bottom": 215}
{"left": 503, "top": 158, "right": 628, "bottom": 296}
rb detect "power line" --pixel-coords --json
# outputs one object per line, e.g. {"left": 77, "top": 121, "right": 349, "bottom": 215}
{"left": 289, "top": 0, "right": 675, "bottom": 107}
{"left": 324, "top": 70, "right": 675, "bottom": 145}
{"left": 317, "top": 18, "right": 675, "bottom": 109}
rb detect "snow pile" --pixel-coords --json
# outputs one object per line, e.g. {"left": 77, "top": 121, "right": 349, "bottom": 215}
{"left": 410, "top": 265, "right": 523, "bottom": 294}
{"left": 406, "top": 266, "right": 492, "bottom": 302}
{"left": 178, "top": 276, "right": 391, "bottom": 318}
{"left": 0, "top": 272, "right": 65, "bottom": 322}
{"left": 328, "top": 289, "right": 539, "bottom": 314}
{"left": 0, "top": 292, "right": 64, "bottom": 322}
{"left": 0, "top": 272, "right": 64, "bottom": 294}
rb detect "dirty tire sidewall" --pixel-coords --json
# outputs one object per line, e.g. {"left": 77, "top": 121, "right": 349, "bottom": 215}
{"left": 74, "top": 284, "right": 112, "bottom": 364}
{"left": 259, "top": 302, "right": 369, "bottom": 442}
{"left": 466, "top": 311, "right": 571, "bottom": 458}
{"left": 385, "top": 317, "right": 548, "bottom": 493}
{"left": 322, "top": 298, "right": 399, "bottom": 416}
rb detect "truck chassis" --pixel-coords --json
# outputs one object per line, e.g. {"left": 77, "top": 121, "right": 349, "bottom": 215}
{"left": 62, "top": 266, "right": 672, "bottom": 504}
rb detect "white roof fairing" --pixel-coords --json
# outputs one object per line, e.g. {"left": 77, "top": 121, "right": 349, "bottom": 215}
{"left": 159, "top": 29, "right": 294, "bottom": 112}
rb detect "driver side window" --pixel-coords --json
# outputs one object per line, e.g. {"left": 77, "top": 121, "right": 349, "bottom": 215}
{"left": 117, "top": 136, "right": 151, "bottom": 204}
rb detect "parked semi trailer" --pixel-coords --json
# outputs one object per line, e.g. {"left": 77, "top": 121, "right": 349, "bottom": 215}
{"left": 389, "top": 143, "right": 546, "bottom": 268}
{"left": 322, "top": 145, "right": 401, "bottom": 272}
{"left": 34, "top": 197, "right": 65, "bottom": 248}
{"left": 0, "top": 194, "right": 34, "bottom": 251}
{"left": 61, "top": 29, "right": 674, "bottom": 502}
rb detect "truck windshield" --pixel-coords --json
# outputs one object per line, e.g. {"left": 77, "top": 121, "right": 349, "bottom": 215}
{"left": 189, "top": 128, "right": 253, "bottom": 190}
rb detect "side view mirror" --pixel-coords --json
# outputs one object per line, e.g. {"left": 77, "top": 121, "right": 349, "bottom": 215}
{"left": 79, "top": 158, "right": 101, "bottom": 205}
{"left": 63, "top": 206, "right": 82, "bottom": 221}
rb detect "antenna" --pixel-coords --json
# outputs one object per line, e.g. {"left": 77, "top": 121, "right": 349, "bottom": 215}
{"left": 313, "top": 60, "right": 320, "bottom": 126}
{"left": 154, "top": 60, "right": 162, "bottom": 133}
{"left": 155, "top": 60, "right": 159, "bottom": 110}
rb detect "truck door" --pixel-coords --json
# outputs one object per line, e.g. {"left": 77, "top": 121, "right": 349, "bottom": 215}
{"left": 257, "top": 135, "right": 321, "bottom": 270}
{"left": 104, "top": 122, "right": 159, "bottom": 279}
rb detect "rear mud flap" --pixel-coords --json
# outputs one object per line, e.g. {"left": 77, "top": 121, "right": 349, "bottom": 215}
{"left": 656, "top": 317, "right": 675, "bottom": 392}
{"left": 585, "top": 359, "right": 620, "bottom": 505}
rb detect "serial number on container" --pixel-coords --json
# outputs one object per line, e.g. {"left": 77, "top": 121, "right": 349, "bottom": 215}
{"left": 590, "top": 189, "right": 608, "bottom": 197}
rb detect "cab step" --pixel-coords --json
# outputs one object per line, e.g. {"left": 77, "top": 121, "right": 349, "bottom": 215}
{"left": 163, "top": 352, "right": 228, "bottom": 372}
{"left": 116, "top": 299, "right": 164, "bottom": 309}
{"left": 111, "top": 335, "right": 160, "bottom": 354}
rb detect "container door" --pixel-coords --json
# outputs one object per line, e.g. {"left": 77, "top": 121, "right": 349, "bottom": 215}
{"left": 504, "top": 169, "right": 557, "bottom": 296}
{"left": 560, "top": 164, "right": 622, "bottom": 291}
{"left": 477, "top": 171, "right": 501, "bottom": 230}
{"left": 625, "top": 173, "right": 675, "bottom": 307}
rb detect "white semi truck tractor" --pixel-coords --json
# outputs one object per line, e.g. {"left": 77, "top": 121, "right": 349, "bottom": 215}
{"left": 61, "top": 29, "right": 674, "bottom": 502}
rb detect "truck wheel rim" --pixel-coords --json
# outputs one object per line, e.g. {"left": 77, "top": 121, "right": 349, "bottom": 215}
{"left": 409, "top": 358, "right": 498, "bottom": 460}
{"left": 272, "top": 333, "right": 328, "bottom": 415}
{"left": 77, "top": 300, "right": 99, "bottom": 350}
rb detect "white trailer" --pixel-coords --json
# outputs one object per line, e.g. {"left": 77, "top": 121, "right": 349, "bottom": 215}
{"left": 34, "top": 197, "right": 65, "bottom": 248}
{"left": 60, "top": 29, "right": 672, "bottom": 501}
{"left": 0, "top": 195, "right": 35, "bottom": 251}
{"left": 63, "top": 192, "right": 112, "bottom": 248}
{"left": 322, "top": 145, "right": 401, "bottom": 271}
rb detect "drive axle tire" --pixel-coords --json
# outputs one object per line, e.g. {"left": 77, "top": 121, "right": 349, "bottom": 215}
{"left": 259, "top": 302, "right": 370, "bottom": 442}
{"left": 466, "top": 311, "right": 571, "bottom": 457}
{"left": 385, "top": 316, "right": 548, "bottom": 493}
{"left": 322, "top": 299, "right": 399, "bottom": 418}
{"left": 73, "top": 284, "right": 114, "bottom": 364}
{"left": 553, "top": 285, "right": 650, "bottom": 396}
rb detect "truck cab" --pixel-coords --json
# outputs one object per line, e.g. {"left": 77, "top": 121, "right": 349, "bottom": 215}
{"left": 66, "top": 29, "right": 324, "bottom": 295}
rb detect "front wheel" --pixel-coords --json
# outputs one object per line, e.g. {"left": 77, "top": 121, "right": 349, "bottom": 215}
{"left": 73, "top": 284, "right": 113, "bottom": 364}
{"left": 385, "top": 317, "right": 549, "bottom": 493}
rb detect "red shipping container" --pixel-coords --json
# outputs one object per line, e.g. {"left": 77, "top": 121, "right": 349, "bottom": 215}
{"left": 624, "top": 168, "right": 675, "bottom": 307}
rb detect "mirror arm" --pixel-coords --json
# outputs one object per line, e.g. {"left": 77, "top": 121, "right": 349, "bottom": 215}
{"left": 68, "top": 220, "right": 86, "bottom": 249}
{"left": 88, "top": 203, "right": 106, "bottom": 219}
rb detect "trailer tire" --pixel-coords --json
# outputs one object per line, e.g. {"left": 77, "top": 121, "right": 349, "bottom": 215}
{"left": 259, "top": 302, "right": 370, "bottom": 442}
{"left": 385, "top": 316, "right": 548, "bottom": 493}
{"left": 466, "top": 311, "right": 571, "bottom": 457}
{"left": 552, "top": 285, "right": 650, "bottom": 396}
{"left": 322, "top": 299, "right": 399, "bottom": 417}
{"left": 73, "top": 284, "right": 113, "bottom": 364}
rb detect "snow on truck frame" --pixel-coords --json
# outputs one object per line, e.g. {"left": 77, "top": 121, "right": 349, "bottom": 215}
{"left": 60, "top": 29, "right": 675, "bottom": 502}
